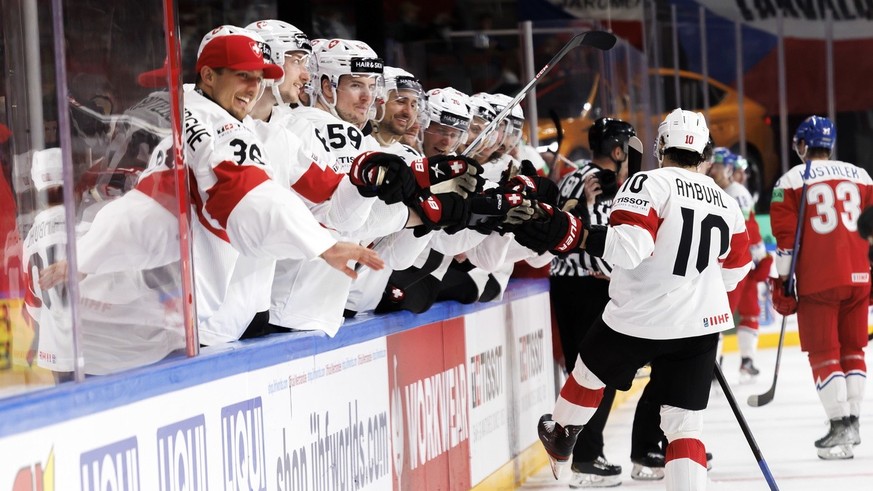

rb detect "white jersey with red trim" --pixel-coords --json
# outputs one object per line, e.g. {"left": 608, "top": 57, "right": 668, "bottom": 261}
{"left": 291, "top": 106, "right": 381, "bottom": 173}
{"left": 22, "top": 206, "right": 71, "bottom": 371}
{"left": 601, "top": 166, "right": 752, "bottom": 340}
{"left": 184, "top": 90, "right": 336, "bottom": 342}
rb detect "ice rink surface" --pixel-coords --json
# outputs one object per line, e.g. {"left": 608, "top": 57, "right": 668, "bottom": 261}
{"left": 521, "top": 342, "right": 873, "bottom": 490}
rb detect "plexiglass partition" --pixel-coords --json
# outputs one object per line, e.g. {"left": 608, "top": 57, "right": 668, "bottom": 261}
{"left": 0, "top": 0, "right": 194, "bottom": 393}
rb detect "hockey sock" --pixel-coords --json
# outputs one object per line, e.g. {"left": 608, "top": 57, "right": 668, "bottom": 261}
{"left": 737, "top": 326, "right": 758, "bottom": 360}
{"left": 841, "top": 348, "right": 866, "bottom": 416}
{"left": 661, "top": 406, "right": 707, "bottom": 491}
{"left": 810, "top": 351, "right": 849, "bottom": 420}
{"left": 553, "top": 356, "right": 605, "bottom": 427}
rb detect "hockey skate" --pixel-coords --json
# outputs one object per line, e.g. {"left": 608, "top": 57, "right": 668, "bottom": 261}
{"left": 739, "top": 357, "right": 760, "bottom": 382}
{"left": 848, "top": 415, "right": 861, "bottom": 446}
{"left": 815, "top": 417, "right": 856, "bottom": 459}
{"left": 630, "top": 452, "right": 664, "bottom": 481}
{"left": 537, "top": 414, "right": 583, "bottom": 479}
{"left": 569, "top": 456, "right": 622, "bottom": 488}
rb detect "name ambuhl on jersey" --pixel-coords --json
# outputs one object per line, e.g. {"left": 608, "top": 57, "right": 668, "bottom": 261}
{"left": 600, "top": 167, "right": 752, "bottom": 340}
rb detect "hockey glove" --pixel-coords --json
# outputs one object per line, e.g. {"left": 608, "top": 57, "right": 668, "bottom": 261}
{"left": 770, "top": 277, "right": 798, "bottom": 316}
{"left": 409, "top": 191, "right": 471, "bottom": 237}
{"left": 519, "top": 159, "right": 539, "bottom": 177}
{"left": 506, "top": 174, "right": 560, "bottom": 206}
{"left": 858, "top": 205, "right": 873, "bottom": 241}
{"left": 749, "top": 255, "right": 774, "bottom": 282}
{"left": 467, "top": 189, "right": 534, "bottom": 234}
{"left": 512, "top": 203, "right": 583, "bottom": 255}
{"left": 349, "top": 151, "right": 418, "bottom": 204}
{"left": 410, "top": 155, "right": 485, "bottom": 197}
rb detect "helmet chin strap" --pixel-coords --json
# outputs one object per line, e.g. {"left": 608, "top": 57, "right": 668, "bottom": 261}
{"left": 271, "top": 83, "right": 287, "bottom": 106}
{"left": 318, "top": 86, "right": 340, "bottom": 120}
{"left": 794, "top": 142, "right": 807, "bottom": 161}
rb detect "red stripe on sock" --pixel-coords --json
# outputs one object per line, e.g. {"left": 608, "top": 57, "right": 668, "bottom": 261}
{"left": 665, "top": 438, "right": 707, "bottom": 468}
{"left": 559, "top": 378, "right": 604, "bottom": 408}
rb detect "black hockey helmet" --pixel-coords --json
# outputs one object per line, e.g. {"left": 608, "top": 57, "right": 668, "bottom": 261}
{"left": 588, "top": 117, "right": 636, "bottom": 158}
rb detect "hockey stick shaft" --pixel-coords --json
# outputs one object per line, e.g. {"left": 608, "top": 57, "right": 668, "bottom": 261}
{"left": 713, "top": 363, "right": 780, "bottom": 491}
{"left": 462, "top": 30, "right": 616, "bottom": 158}
{"left": 748, "top": 158, "right": 814, "bottom": 407}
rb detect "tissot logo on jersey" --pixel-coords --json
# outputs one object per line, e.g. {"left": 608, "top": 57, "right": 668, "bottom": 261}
{"left": 613, "top": 195, "right": 649, "bottom": 211}
{"left": 221, "top": 397, "right": 266, "bottom": 491}
{"left": 702, "top": 312, "right": 732, "bottom": 328}
{"left": 157, "top": 415, "right": 208, "bottom": 491}
{"left": 80, "top": 437, "right": 140, "bottom": 491}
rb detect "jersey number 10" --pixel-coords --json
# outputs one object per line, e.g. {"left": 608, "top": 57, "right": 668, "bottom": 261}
{"left": 672, "top": 207, "right": 729, "bottom": 276}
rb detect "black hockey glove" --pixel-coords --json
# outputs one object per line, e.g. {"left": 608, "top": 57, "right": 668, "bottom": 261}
{"left": 349, "top": 151, "right": 418, "bottom": 204}
{"left": 467, "top": 188, "right": 534, "bottom": 234}
{"left": 506, "top": 174, "right": 560, "bottom": 206}
{"left": 409, "top": 191, "right": 471, "bottom": 237}
{"left": 409, "top": 155, "right": 485, "bottom": 195}
{"left": 594, "top": 169, "right": 618, "bottom": 201}
{"left": 512, "top": 203, "right": 583, "bottom": 255}
{"left": 519, "top": 159, "right": 539, "bottom": 177}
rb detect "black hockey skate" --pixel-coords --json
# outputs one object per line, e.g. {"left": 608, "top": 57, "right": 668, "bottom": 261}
{"left": 815, "top": 417, "right": 856, "bottom": 459}
{"left": 630, "top": 452, "right": 664, "bottom": 481}
{"left": 569, "top": 456, "right": 622, "bottom": 488}
{"left": 538, "top": 414, "right": 583, "bottom": 479}
{"left": 848, "top": 415, "right": 861, "bottom": 446}
{"left": 740, "top": 357, "right": 760, "bottom": 377}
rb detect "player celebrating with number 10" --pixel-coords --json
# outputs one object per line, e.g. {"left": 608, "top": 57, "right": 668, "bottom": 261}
{"left": 522, "top": 109, "right": 751, "bottom": 490}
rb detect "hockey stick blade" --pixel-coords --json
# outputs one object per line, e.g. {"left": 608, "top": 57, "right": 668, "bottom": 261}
{"left": 577, "top": 29, "right": 617, "bottom": 51}
{"left": 748, "top": 305, "right": 789, "bottom": 407}
{"left": 463, "top": 30, "right": 616, "bottom": 157}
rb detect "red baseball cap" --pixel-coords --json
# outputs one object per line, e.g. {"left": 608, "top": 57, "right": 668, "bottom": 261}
{"left": 195, "top": 34, "right": 284, "bottom": 80}
{"left": 137, "top": 57, "right": 169, "bottom": 88}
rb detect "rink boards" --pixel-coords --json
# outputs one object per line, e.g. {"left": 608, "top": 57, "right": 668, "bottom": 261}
{"left": 0, "top": 279, "right": 553, "bottom": 490}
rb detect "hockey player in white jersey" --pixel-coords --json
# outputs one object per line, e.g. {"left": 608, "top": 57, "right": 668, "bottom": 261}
{"left": 528, "top": 109, "right": 752, "bottom": 490}
{"left": 23, "top": 149, "right": 71, "bottom": 378}
{"left": 184, "top": 27, "right": 383, "bottom": 343}
{"left": 707, "top": 147, "right": 772, "bottom": 379}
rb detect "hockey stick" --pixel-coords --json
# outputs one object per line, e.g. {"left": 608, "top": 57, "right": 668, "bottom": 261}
{"left": 748, "top": 158, "right": 814, "bottom": 408}
{"left": 713, "top": 363, "right": 780, "bottom": 491}
{"left": 548, "top": 108, "right": 565, "bottom": 182}
{"left": 462, "top": 30, "right": 617, "bottom": 158}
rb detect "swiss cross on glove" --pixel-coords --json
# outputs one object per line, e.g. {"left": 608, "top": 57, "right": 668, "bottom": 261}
{"left": 412, "top": 155, "right": 485, "bottom": 198}
{"left": 467, "top": 189, "right": 534, "bottom": 234}
{"left": 349, "top": 151, "right": 418, "bottom": 204}
{"left": 512, "top": 203, "right": 583, "bottom": 255}
{"left": 506, "top": 174, "right": 560, "bottom": 205}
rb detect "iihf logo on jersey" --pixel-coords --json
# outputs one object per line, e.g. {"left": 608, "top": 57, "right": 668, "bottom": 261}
{"left": 80, "top": 436, "right": 141, "bottom": 491}
{"left": 703, "top": 312, "right": 732, "bottom": 328}
{"left": 157, "top": 415, "right": 208, "bottom": 491}
{"left": 221, "top": 397, "right": 266, "bottom": 491}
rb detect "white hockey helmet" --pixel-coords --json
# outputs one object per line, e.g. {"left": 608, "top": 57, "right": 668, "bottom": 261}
{"left": 483, "top": 93, "right": 524, "bottom": 152}
{"left": 31, "top": 148, "right": 64, "bottom": 192}
{"left": 246, "top": 20, "right": 312, "bottom": 105}
{"left": 313, "top": 39, "right": 384, "bottom": 107}
{"left": 197, "top": 25, "right": 260, "bottom": 58}
{"left": 377, "top": 66, "right": 426, "bottom": 125}
{"left": 465, "top": 92, "right": 501, "bottom": 152}
{"left": 655, "top": 108, "right": 710, "bottom": 164}
{"left": 423, "top": 87, "right": 472, "bottom": 154}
